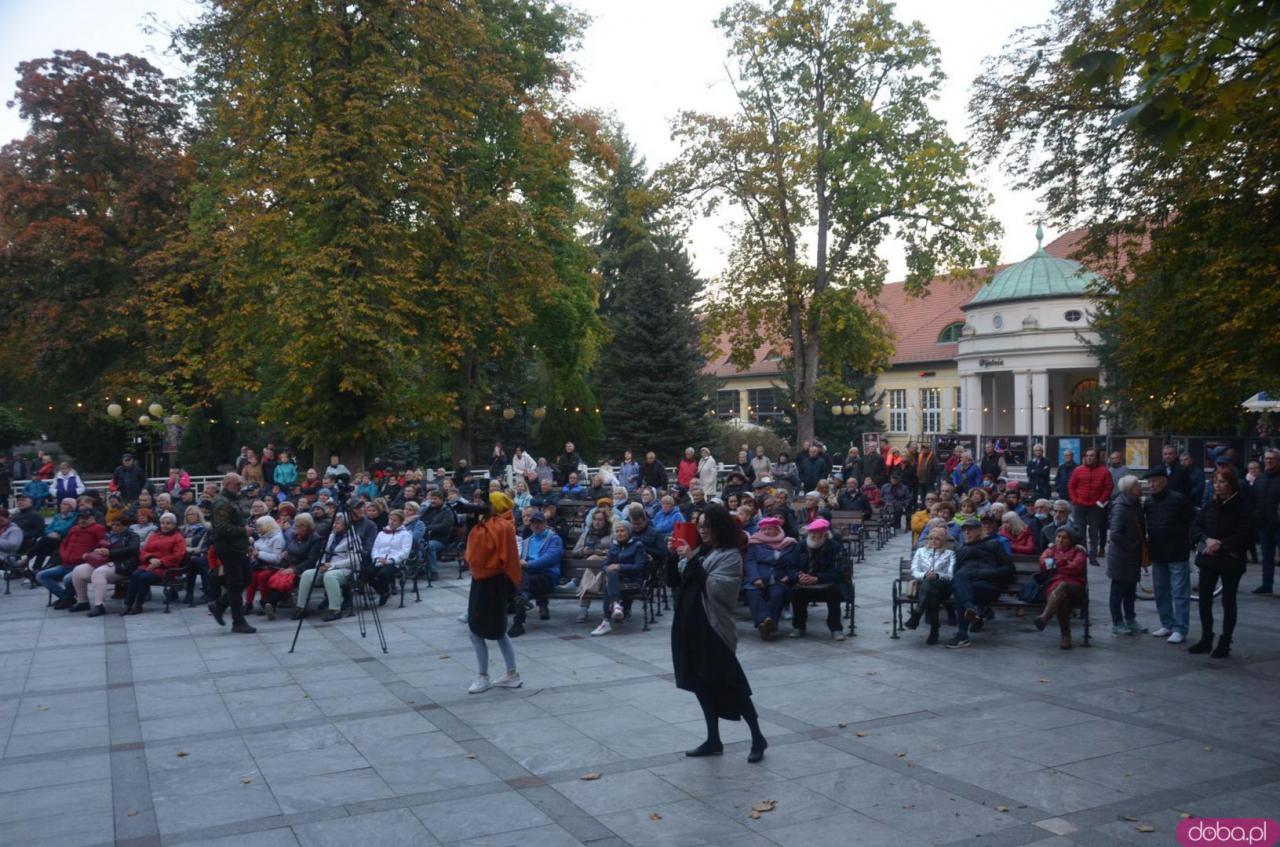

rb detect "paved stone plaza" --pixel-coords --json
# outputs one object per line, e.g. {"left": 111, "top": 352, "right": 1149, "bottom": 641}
{"left": 2, "top": 533, "right": 1278, "bottom": 847}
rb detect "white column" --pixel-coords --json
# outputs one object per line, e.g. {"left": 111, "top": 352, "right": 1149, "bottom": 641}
{"left": 1031, "top": 371, "right": 1049, "bottom": 437}
{"left": 1013, "top": 371, "right": 1031, "bottom": 434}
{"left": 962, "top": 374, "right": 983, "bottom": 435}
{"left": 738, "top": 388, "right": 750, "bottom": 424}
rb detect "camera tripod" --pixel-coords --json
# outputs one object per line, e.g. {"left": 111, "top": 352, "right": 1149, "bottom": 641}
{"left": 288, "top": 495, "right": 389, "bottom": 654}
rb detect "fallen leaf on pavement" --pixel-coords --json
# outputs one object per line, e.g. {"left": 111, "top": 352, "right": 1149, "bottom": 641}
{"left": 127, "top": 810, "right": 138, "bottom": 817}
{"left": 176, "top": 751, "right": 188, "bottom": 758}
{"left": 242, "top": 778, "right": 252, "bottom": 784}
{"left": 1135, "top": 824, "right": 1155, "bottom": 833}
{"left": 466, "top": 753, "right": 477, "bottom": 759}
{"left": 35, "top": 705, "right": 48, "bottom": 711}
{"left": 1123, "top": 816, "right": 1138, "bottom": 821}
{"left": 855, "top": 732, "right": 866, "bottom": 738}
{"left": 1038, "top": 678, "right": 1050, "bottom": 684}
{"left": 895, "top": 752, "right": 906, "bottom": 758}
{"left": 650, "top": 813, "right": 662, "bottom": 821}
{"left": 580, "top": 772, "right": 602, "bottom": 781}
{"left": 837, "top": 722, "right": 847, "bottom": 728}
{"left": 751, "top": 801, "right": 776, "bottom": 813}
{"left": 995, "top": 805, "right": 1009, "bottom": 813}
{"left": 749, "top": 811, "right": 761, "bottom": 820}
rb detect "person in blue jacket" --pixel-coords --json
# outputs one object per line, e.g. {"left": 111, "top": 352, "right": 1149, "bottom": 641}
{"left": 590, "top": 521, "right": 647, "bottom": 636}
{"left": 743, "top": 517, "right": 798, "bottom": 640}
{"left": 951, "top": 453, "right": 983, "bottom": 494}
{"left": 509, "top": 511, "right": 563, "bottom": 637}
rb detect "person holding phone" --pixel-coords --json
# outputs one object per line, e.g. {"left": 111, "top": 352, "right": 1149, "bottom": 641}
{"left": 668, "top": 504, "right": 768, "bottom": 763}
{"left": 1035, "top": 526, "right": 1087, "bottom": 649}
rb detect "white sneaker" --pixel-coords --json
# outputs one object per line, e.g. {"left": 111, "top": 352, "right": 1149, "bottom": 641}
{"left": 493, "top": 671, "right": 523, "bottom": 689}
{"left": 468, "top": 674, "right": 492, "bottom": 694}
{"left": 562, "top": 579, "right": 576, "bottom": 591}
{"left": 575, "top": 608, "right": 589, "bottom": 623}
{"left": 456, "top": 612, "right": 469, "bottom": 623}
{"left": 591, "top": 620, "right": 612, "bottom": 637}
{"left": 1151, "top": 627, "right": 1172, "bottom": 637}
{"left": 832, "top": 630, "right": 847, "bottom": 641}
{"left": 1167, "top": 632, "right": 1185, "bottom": 644}
{"left": 611, "top": 602, "right": 624, "bottom": 622}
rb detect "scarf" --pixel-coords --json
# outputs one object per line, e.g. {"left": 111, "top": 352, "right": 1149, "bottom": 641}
{"left": 747, "top": 529, "right": 795, "bottom": 550}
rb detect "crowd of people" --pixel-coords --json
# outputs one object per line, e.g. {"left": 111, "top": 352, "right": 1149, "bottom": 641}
{"left": 0, "top": 436, "right": 1272, "bottom": 690}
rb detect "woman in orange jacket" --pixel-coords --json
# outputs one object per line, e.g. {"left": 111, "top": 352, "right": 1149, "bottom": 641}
{"left": 461, "top": 492, "right": 525, "bottom": 694}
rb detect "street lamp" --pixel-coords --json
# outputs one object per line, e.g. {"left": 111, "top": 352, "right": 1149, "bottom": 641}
{"left": 107, "top": 403, "right": 122, "bottom": 418}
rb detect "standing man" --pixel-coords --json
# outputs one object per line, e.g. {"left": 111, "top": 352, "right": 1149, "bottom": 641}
{"left": 1143, "top": 470, "right": 1194, "bottom": 643}
{"left": 915, "top": 443, "right": 939, "bottom": 506}
{"left": 946, "top": 517, "right": 1014, "bottom": 648}
{"left": 209, "top": 473, "right": 256, "bottom": 634}
{"left": 1251, "top": 448, "right": 1280, "bottom": 594}
{"left": 555, "top": 442, "right": 581, "bottom": 487}
{"left": 1068, "top": 448, "right": 1113, "bottom": 568}
{"left": 112, "top": 453, "right": 150, "bottom": 503}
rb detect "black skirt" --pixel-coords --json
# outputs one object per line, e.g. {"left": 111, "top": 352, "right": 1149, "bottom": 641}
{"left": 468, "top": 574, "right": 513, "bottom": 640}
{"left": 669, "top": 554, "right": 753, "bottom": 720}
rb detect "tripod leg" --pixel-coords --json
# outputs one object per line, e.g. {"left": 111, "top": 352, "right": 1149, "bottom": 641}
{"left": 288, "top": 568, "right": 324, "bottom": 654}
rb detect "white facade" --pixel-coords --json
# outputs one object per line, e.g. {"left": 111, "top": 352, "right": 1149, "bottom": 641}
{"left": 957, "top": 295, "right": 1104, "bottom": 437}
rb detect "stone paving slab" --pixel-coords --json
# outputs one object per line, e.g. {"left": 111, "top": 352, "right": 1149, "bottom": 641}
{"left": 2, "top": 531, "right": 1279, "bottom": 846}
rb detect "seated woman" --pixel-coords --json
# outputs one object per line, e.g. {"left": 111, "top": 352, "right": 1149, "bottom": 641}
{"left": 589, "top": 521, "right": 646, "bottom": 636}
{"left": 640, "top": 486, "right": 660, "bottom": 519}
{"left": 260, "top": 512, "right": 322, "bottom": 619}
{"left": 121, "top": 512, "right": 186, "bottom": 614}
{"left": 513, "top": 479, "right": 533, "bottom": 512}
{"left": 910, "top": 494, "right": 940, "bottom": 546}
{"left": 181, "top": 505, "right": 210, "bottom": 604}
{"left": 905, "top": 526, "right": 957, "bottom": 644}
{"left": 999, "top": 512, "right": 1038, "bottom": 555}
{"left": 743, "top": 516, "right": 797, "bottom": 640}
{"left": 129, "top": 508, "right": 158, "bottom": 545}
{"left": 801, "top": 492, "right": 832, "bottom": 526}
{"left": 69, "top": 516, "right": 140, "bottom": 616}
{"left": 1035, "top": 525, "right": 1088, "bottom": 649}
{"left": 651, "top": 495, "right": 685, "bottom": 533}
{"left": 105, "top": 493, "right": 127, "bottom": 526}
{"left": 861, "top": 478, "right": 882, "bottom": 507}
{"left": 369, "top": 509, "right": 412, "bottom": 605}
{"left": 294, "top": 512, "right": 355, "bottom": 622}
{"left": 573, "top": 507, "right": 614, "bottom": 558}
{"left": 28, "top": 497, "right": 79, "bottom": 566}
{"left": 245, "top": 516, "right": 287, "bottom": 614}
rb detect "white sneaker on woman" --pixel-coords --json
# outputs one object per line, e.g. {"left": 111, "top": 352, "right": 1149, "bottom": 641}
{"left": 1167, "top": 631, "right": 1185, "bottom": 644}
{"left": 611, "top": 602, "right": 624, "bottom": 622}
{"left": 1151, "top": 627, "right": 1172, "bottom": 637}
{"left": 591, "top": 620, "right": 612, "bottom": 637}
{"left": 493, "top": 671, "right": 523, "bottom": 688}
{"left": 468, "top": 674, "right": 492, "bottom": 694}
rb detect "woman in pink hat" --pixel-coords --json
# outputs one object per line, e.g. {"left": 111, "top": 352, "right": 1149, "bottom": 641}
{"left": 743, "top": 516, "right": 799, "bottom": 640}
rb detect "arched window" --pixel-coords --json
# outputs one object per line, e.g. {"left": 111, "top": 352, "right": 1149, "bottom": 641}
{"left": 937, "top": 321, "right": 965, "bottom": 343}
{"left": 1068, "top": 378, "right": 1099, "bottom": 434}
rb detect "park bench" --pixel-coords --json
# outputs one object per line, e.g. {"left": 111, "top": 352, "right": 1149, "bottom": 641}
{"left": 891, "top": 552, "right": 1091, "bottom": 644}
{"left": 544, "top": 552, "right": 662, "bottom": 631}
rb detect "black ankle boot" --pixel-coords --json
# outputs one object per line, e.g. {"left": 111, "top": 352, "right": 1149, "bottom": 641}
{"left": 904, "top": 610, "right": 921, "bottom": 630}
{"left": 685, "top": 741, "right": 723, "bottom": 757}
{"left": 1188, "top": 631, "right": 1214, "bottom": 654}
{"left": 926, "top": 625, "right": 940, "bottom": 645}
{"left": 747, "top": 737, "right": 768, "bottom": 763}
{"left": 1210, "top": 636, "right": 1231, "bottom": 659}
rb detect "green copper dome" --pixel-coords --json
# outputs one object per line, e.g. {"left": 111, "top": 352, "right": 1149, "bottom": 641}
{"left": 966, "top": 225, "right": 1101, "bottom": 308}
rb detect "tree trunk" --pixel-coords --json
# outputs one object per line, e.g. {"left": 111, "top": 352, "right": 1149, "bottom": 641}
{"left": 793, "top": 324, "right": 820, "bottom": 447}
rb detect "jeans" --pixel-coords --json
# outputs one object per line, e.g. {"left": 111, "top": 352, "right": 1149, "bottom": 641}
{"left": 745, "top": 581, "right": 789, "bottom": 626}
{"left": 790, "top": 583, "right": 842, "bottom": 633}
{"left": 950, "top": 569, "right": 1002, "bottom": 637}
{"left": 36, "top": 564, "right": 74, "bottom": 599}
{"left": 1109, "top": 579, "right": 1137, "bottom": 625}
{"left": 1259, "top": 526, "right": 1277, "bottom": 590}
{"left": 514, "top": 572, "right": 555, "bottom": 623}
{"left": 1151, "top": 560, "right": 1190, "bottom": 635}
{"left": 426, "top": 539, "right": 445, "bottom": 578}
{"left": 1070, "top": 504, "right": 1106, "bottom": 564}
{"left": 124, "top": 569, "right": 162, "bottom": 607}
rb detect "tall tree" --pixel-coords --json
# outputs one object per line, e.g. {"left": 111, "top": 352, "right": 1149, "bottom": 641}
{"left": 166, "top": 0, "right": 605, "bottom": 466}
{"left": 664, "top": 0, "right": 1000, "bottom": 445}
{"left": 970, "top": 0, "right": 1280, "bottom": 432}
{"left": 592, "top": 135, "right": 709, "bottom": 457}
{"left": 0, "top": 50, "right": 188, "bottom": 421}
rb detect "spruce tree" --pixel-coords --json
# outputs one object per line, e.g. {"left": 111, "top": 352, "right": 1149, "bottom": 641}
{"left": 593, "top": 137, "right": 709, "bottom": 459}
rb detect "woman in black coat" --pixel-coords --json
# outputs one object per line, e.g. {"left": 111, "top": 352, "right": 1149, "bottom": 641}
{"left": 1189, "top": 468, "right": 1256, "bottom": 658}
{"left": 667, "top": 504, "right": 768, "bottom": 763}
{"left": 1026, "top": 443, "right": 1052, "bottom": 501}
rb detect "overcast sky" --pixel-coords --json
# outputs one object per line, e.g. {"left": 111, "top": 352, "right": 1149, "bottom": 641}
{"left": 0, "top": 0, "right": 1057, "bottom": 281}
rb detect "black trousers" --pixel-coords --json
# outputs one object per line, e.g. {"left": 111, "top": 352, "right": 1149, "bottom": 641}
{"left": 916, "top": 578, "right": 952, "bottom": 626}
{"left": 790, "top": 584, "right": 843, "bottom": 632}
{"left": 215, "top": 550, "right": 251, "bottom": 625}
{"left": 514, "top": 572, "right": 555, "bottom": 623}
{"left": 367, "top": 563, "right": 398, "bottom": 597}
{"left": 1198, "top": 564, "right": 1243, "bottom": 639}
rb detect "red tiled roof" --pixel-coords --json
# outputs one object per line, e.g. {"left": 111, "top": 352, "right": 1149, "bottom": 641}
{"left": 703, "top": 228, "right": 1098, "bottom": 377}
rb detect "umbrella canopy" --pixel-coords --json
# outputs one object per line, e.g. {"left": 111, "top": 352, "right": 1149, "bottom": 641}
{"left": 1242, "top": 392, "right": 1280, "bottom": 412}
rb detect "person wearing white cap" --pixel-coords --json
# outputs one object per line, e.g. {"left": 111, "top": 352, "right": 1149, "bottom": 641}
{"left": 784, "top": 518, "right": 846, "bottom": 639}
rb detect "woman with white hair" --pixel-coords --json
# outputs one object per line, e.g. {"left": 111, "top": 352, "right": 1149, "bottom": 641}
{"left": 245, "top": 515, "right": 286, "bottom": 613}
{"left": 121, "top": 512, "right": 186, "bottom": 615}
{"left": 1106, "top": 475, "right": 1148, "bottom": 636}
{"left": 999, "top": 511, "right": 1037, "bottom": 555}
{"left": 697, "top": 447, "right": 719, "bottom": 497}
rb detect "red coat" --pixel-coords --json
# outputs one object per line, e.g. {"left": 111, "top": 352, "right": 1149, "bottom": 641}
{"left": 676, "top": 459, "right": 698, "bottom": 487}
{"left": 140, "top": 530, "right": 187, "bottom": 577}
{"left": 1041, "top": 544, "right": 1086, "bottom": 595}
{"left": 1067, "top": 463, "right": 1113, "bottom": 507}
{"left": 1002, "top": 527, "right": 1038, "bottom": 555}
{"left": 59, "top": 523, "right": 107, "bottom": 565}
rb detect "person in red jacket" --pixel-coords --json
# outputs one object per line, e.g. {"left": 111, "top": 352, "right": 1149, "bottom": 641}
{"left": 1067, "top": 448, "right": 1113, "bottom": 568}
{"left": 676, "top": 447, "right": 698, "bottom": 494}
{"left": 1034, "top": 525, "right": 1088, "bottom": 648}
{"left": 121, "top": 512, "right": 187, "bottom": 614}
{"left": 44, "top": 511, "right": 109, "bottom": 608}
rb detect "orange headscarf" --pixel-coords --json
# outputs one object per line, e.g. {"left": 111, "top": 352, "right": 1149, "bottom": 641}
{"left": 465, "top": 510, "right": 521, "bottom": 587}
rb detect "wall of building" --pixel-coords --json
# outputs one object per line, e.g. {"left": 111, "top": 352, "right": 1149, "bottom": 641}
{"left": 871, "top": 365, "right": 961, "bottom": 439}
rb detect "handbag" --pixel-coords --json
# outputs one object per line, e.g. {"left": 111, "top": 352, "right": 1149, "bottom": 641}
{"left": 577, "top": 567, "right": 606, "bottom": 598}
{"left": 1019, "top": 575, "right": 1046, "bottom": 604}
{"left": 905, "top": 579, "right": 920, "bottom": 599}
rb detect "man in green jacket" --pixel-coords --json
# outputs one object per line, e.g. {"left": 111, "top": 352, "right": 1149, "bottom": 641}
{"left": 210, "top": 472, "right": 256, "bottom": 633}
